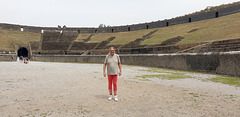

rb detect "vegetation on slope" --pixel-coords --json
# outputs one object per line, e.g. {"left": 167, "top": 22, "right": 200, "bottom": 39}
{"left": 0, "top": 30, "right": 41, "bottom": 50}
{"left": 75, "top": 33, "right": 92, "bottom": 42}
{"left": 86, "top": 29, "right": 155, "bottom": 45}
{"left": 75, "top": 12, "right": 240, "bottom": 46}
{"left": 1, "top": 12, "right": 240, "bottom": 50}
{"left": 142, "top": 12, "right": 240, "bottom": 45}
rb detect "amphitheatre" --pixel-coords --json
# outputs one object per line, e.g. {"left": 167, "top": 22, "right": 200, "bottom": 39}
{"left": 0, "top": 2, "right": 240, "bottom": 117}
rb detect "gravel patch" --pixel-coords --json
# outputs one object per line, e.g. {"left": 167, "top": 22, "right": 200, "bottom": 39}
{"left": 0, "top": 61, "right": 239, "bottom": 117}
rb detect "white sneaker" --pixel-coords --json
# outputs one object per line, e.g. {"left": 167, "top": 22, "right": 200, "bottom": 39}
{"left": 114, "top": 96, "right": 118, "bottom": 102}
{"left": 108, "top": 95, "right": 112, "bottom": 101}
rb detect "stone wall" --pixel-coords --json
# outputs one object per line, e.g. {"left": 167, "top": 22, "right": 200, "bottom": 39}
{"left": 0, "top": 54, "right": 16, "bottom": 61}
{"left": 23, "top": 26, "right": 42, "bottom": 33}
{"left": 0, "top": 23, "right": 20, "bottom": 31}
{"left": 31, "top": 52, "right": 240, "bottom": 77}
{"left": 0, "top": 2, "right": 239, "bottom": 33}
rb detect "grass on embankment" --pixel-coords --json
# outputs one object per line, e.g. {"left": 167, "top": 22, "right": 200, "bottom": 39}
{"left": 0, "top": 30, "right": 41, "bottom": 50}
{"left": 86, "top": 29, "right": 155, "bottom": 45}
{"left": 142, "top": 12, "right": 240, "bottom": 45}
{"left": 1, "top": 12, "right": 240, "bottom": 50}
{"left": 75, "top": 12, "right": 240, "bottom": 46}
{"left": 75, "top": 33, "right": 92, "bottom": 42}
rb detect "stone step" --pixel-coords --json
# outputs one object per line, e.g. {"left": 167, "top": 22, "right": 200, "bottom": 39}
{"left": 210, "top": 44, "right": 240, "bottom": 49}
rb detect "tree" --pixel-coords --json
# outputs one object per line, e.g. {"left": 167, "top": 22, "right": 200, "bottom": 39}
{"left": 98, "top": 24, "right": 106, "bottom": 28}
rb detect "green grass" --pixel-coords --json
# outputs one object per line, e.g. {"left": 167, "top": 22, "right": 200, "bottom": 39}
{"left": 137, "top": 72, "right": 190, "bottom": 80}
{"left": 138, "top": 69, "right": 171, "bottom": 74}
{"left": 208, "top": 77, "right": 240, "bottom": 86}
{"left": 137, "top": 67, "right": 194, "bottom": 80}
{"left": 87, "top": 33, "right": 113, "bottom": 43}
{"left": 74, "top": 29, "right": 155, "bottom": 44}
{"left": 75, "top": 33, "right": 92, "bottom": 42}
{"left": 0, "top": 30, "right": 41, "bottom": 50}
{"left": 189, "top": 93, "right": 199, "bottom": 97}
{"left": 80, "top": 12, "right": 240, "bottom": 46}
{"left": 142, "top": 12, "right": 240, "bottom": 45}
{"left": 87, "top": 29, "right": 155, "bottom": 45}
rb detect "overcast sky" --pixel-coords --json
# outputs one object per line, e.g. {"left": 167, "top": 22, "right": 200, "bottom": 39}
{"left": 0, "top": 0, "right": 239, "bottom": 27}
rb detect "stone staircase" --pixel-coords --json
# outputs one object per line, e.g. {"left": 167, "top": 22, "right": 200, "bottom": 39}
{"left": 95, "top": 37, "right": 116, "bottom": 49}
{"left": 82, "top": 37, "right": 116, "bottom": 55}
{"left": 83, "top": 34, "right": 94, "bottom": 42}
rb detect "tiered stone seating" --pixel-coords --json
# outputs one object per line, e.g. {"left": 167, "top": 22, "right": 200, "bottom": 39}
{"left": 38, "top": 31, "right": 240, "bottom": 55}
{"left": 121, "top": 30, "right": 158, "bottom": 48}
{"left": 95, "top": 37, "right": 115, "bottom": 49}
{"left": 40, "top": 31, "right": 78, "bottom": 51}
{"left": 182, "top": 38, "right": 240, "bottom": 53}
{"left": 42, "top": 31, "right": 60, "bottom": 42}
{"left": 59, "top": 31, "right": 78, "bottom": 42}
{"left": 30, "top": 41, "right": 40, "bottom": 50}
{"left": 70, "top": 42, "right": 98, "bottom": 50}
{"left": 105, "top": 45, "right": 122, "bottom": 50}
{"left": 42, "top": 42, "right": 72, "bottom": 50}
{"left": 117, "top": 43, "right": 198, "bottom": 54}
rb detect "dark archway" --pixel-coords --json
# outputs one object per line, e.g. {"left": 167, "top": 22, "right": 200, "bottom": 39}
{"left": 112, "top": 29, "right": 114, "bottom": 33}
{"left": 128, "top": 27, "right": 130, "bottom": 31}
{"left": 146, "top": 25, "right": 149, "bottom": 29}
{"left": 17, "top": 47, "right": 28, "bottom": 57}
{"left": 166, "top": 22, "right": 169, "bottom": 26}
{"left": 188, "top": 18, "right": 192, "bottom": 22}
{"left": 215, "top": 12, "right": 219, "bottom": 18}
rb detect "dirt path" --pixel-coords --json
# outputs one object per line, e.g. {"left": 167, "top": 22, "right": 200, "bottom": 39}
{"left": 0, "top": 62, "right": 239, "bottom": 117}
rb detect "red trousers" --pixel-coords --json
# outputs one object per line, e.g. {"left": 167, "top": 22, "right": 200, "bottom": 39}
{"left": 108, "top": 75, "right": 118, "bottom": 91}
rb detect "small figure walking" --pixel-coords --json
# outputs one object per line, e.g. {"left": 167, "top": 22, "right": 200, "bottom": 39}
{"left": 20, "top": 56, "right": 23, "bottom": 63}
{"left": 24, "top": 57, "right": 29, "bottom": 64}
{"left": 103, "top": 47, "right": 122, "bottom": 101}
{"left": 17, "top": 56, "right": 19, "bottom": 62}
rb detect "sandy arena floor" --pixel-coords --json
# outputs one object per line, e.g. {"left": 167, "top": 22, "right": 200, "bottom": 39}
{"left": 0, "top": 61, "right": 240, "bottom": 117}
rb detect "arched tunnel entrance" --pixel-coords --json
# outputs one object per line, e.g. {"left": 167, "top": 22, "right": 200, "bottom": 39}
{"left": 17, "top": 47, "right": 28, "bottom": 57}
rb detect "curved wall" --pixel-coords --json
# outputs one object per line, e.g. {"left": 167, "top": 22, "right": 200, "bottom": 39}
{"left": 30, "top": 52, "right": 240, "bottom": 77}
{"left": 2, "top": 52, "right": 240, "bottom": 77}
{"left": 0, "top": 3, "right": 240, "bottom": 34}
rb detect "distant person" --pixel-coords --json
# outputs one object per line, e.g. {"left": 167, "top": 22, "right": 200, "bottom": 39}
{"left": 20, "top": 56, "right": 23, "bottom": 62}
{"left": 17, "top": 56, "right": 19, "bottom": 62}
{"left": 24, "top": 58, "right": 29, "bottom": 64}
{"left": 26, "top": 58, "right": 30, "bottom": 64}
{"left": 103, "top": 47, "right": 122, "bottom": 101}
